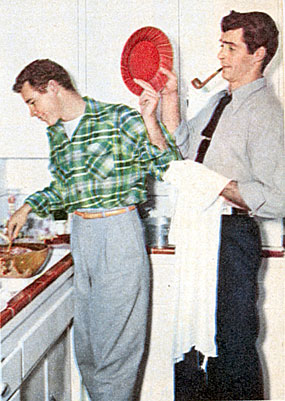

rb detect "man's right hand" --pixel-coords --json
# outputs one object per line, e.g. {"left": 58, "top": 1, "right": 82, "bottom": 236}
{"left": 7, "top": 203, "right": 32, "bottom": 240}
{"left": 135, "top": 68, "right": 180, "bottom": 135}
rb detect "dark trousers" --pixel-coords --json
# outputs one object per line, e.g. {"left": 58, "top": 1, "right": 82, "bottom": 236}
{"left": 175, "top": 215, "right": 264, "bottom": 400}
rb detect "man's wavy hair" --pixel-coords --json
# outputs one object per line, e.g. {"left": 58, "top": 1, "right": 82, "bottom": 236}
{"left": 13, "top": 59, "right": 76, "bottom": 93}
{"left": 221, "top": 10, "right": 279, "bottom": 72}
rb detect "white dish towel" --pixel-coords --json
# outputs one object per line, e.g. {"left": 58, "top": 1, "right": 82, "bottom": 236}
{"left": 163, "top": 160, "right": 231, "bottom": 368}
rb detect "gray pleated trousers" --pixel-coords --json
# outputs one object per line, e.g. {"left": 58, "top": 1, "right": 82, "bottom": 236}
{"left": 71, "top": 208, "right": 150, "bottom": 401}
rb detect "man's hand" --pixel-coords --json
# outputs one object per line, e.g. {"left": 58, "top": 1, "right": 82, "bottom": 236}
{"left": 134, "top": 78, "right": 160, "bottom": 120}
{"left": 135, "top": 68, "right": 180, "bottom": 142}
{"left": 160, "top": 67, "right": 178, "bottom": 96}
{"left": 134, "top": 67, "right": 178, "bottom": 119}
{"left": 7, "top": 204, "right": 32, "bottom": 240}
{"left": 220, "top": 181, "right": 250, "bottom": 211}
{"left": 134, "top": 78, "right": 167, "bottom": 150}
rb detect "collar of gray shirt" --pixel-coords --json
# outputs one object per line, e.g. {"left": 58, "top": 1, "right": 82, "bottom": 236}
{"left": 229, "top": 77, "right": 266, "bottom": 113}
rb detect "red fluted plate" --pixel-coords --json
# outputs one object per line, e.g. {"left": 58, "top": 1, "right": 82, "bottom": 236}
{"left": 121, "top": 26, "right": 173, "bottom": 95}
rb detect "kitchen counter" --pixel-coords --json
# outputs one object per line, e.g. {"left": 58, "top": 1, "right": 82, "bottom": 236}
{"left": 0, "top": 244, "right": 174, "bottom": 329}
{"left": 0, "top": 241, "right": 282, "bottom": 328}
{"left": 0, "top": 245, "right": 73, "bottom": 328}
{"left": 1, "top": 239, "right": 283, "bottom": 400}
{"left": 0, "top": 244, "right": 74, "bottom": 401}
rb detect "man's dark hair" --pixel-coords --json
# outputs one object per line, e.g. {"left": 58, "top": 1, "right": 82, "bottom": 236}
{"left": 13, "top": 59, "right": 77, "bottom": 93}
{"left": 221, "top": 10, "right": 279, "bottom": 72}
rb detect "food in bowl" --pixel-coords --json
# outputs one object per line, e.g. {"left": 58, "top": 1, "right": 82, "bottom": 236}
{"left": 0, "top": 243, "right": 50, "bottom": 278}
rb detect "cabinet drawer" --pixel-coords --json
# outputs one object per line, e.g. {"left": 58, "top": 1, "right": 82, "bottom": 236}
{"left": 1, "top": 347, "right": 21, "bottom": 401}
{"left": 21, "top": 288, "right": 73, "bottom": 377}
{"left": 7, "top": 390, "right": 20, "bottom": 401}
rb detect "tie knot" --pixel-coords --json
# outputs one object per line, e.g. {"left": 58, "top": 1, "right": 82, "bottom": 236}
{"left": 221, "top": 92, "right": 232, "bottom": 106}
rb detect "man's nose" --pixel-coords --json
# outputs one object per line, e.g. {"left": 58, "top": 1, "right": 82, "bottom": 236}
{"left": 29, "top": 106, "right": 37, "bottom": 117}
{"left": 218, "top": 47, "right": 225, "bottom": 60}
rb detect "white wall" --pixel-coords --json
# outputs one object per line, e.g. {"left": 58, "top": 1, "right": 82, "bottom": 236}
{"left": 0, "top": 0, "right": 283, "bottom": 231}
{"left": 179, "top": 0, "right": 284, "bottom": 119}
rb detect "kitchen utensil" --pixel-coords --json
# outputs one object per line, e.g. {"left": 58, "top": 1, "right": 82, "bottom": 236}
{"left": 143, "top": 216, "right": 171, "bottom": 248}
{"left": 0, "top": 243, "right": 51, "bottom": 278}
{"left": 121, "top": 26, "right": 173, "bottom": 95}
{"left": 6, "top": 239, "right": 13, "bottom": 257}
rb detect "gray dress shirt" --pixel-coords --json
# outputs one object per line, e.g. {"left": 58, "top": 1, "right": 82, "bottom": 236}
{"left": 175, "top": 78, "right": 284, "bottom": 218}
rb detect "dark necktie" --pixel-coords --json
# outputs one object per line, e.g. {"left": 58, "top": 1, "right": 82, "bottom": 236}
{"left": 195, "top": 93, "right": 232, "bottom": 163}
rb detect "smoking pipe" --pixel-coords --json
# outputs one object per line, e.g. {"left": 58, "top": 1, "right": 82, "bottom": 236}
{"left": 191, "top": 68, "right": 222, "bottom": 89}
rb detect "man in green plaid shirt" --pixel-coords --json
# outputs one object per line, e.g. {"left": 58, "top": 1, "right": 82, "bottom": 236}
{"left": 8, "top": 59, "right": 180, "bottom": 401}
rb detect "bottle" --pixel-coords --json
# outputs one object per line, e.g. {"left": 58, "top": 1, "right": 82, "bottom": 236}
{"left": 8, "top": 194, "right": 16, "bottom": 218}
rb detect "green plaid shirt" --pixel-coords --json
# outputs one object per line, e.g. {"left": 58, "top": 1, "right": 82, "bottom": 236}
{"left": 25, "top": 97, "right": 181, "bottom": 217}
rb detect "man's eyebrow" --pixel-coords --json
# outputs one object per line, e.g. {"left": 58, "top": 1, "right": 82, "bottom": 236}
{"left": 219, "top": 39, "right": 237, "bottom": 47}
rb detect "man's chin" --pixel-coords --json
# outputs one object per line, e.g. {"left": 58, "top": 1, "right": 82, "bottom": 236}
{"left": 221, "top": 70, "right": 230, "bottom": 82}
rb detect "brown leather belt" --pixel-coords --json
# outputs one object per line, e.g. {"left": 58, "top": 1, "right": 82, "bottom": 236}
{"left": 74, "top": 205, "right": 136, "bottom": 219}
{"left": 231, "top": 207, "right": 250, "bottom": 216}
{"left": 222, "top": 206, "right": 251, "bottom": 216}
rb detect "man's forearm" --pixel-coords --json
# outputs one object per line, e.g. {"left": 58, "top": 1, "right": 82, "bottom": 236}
{"left": 220, "top": 180, "right": 250, "bottom": 210}
{"left": 143, "top": 115, "right": 168, "bottom": 150}
{"left": 161, "top": 91, "right": 181, "bottom": 135}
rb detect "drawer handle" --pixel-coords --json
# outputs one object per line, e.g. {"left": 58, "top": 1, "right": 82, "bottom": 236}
{"left": 0, "top": 382, "right": 10, "bottom": 397}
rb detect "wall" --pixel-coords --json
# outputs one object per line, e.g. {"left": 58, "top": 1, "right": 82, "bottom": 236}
{"left": 179, "top": 0, "right": 284, "bottom": 119}
{"left": 0, "top": 0, "right": 283, "bottom": 244}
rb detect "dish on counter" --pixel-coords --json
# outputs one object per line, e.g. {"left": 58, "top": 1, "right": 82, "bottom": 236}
{"left": 0, "top": 243, "right": 51, "bottom": 278}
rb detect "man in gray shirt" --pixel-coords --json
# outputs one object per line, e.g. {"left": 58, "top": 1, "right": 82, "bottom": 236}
{"left": 136, "top": 10, "right": 284, "bottom": 401}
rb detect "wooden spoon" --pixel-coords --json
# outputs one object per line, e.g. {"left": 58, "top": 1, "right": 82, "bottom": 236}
{"left": 7, "top": 239, "right": 13, "bottom": 256}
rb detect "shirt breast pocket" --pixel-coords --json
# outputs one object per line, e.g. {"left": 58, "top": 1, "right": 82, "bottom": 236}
{"left": 85, "top": 141, "right": 115, "bottom": 181}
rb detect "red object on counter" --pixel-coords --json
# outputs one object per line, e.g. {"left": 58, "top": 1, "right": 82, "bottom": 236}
{"left": 44, "top": 234, "right": 70, "bottom": 245}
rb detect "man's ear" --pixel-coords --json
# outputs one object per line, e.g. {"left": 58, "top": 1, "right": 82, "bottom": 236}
{"left": 254, "top": 46, "right": 266, "bottom": 63}
{"left": 47, "top": 80, "right": 60, "bottom": 94}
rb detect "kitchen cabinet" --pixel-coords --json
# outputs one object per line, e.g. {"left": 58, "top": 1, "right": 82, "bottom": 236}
{"left": 75, "top": 251, "right": 284, "bottom": 401}
{"left": 20, "top": 356, "right": 46, "bottom": 401}
{"left": 144, "top": 254, "right": 285, "bottom": 401}
{"left": 20, "top": 328, "right": 71, "bottom": 401}
{"left": 1, "top": 347, "right": 22, "bottom": 400}
{"left": 46, "top": 331, "right": 72, "bottom": 401}
{"left": 257, "top": 256, "right": 285, "bottom": 400}
{"left": 7, "top": 392, "right": 20, "bottom": 401}
{"left": 85, "top": 0, "right": 179, "bottom": 110}
{"left": 140, "top": 253, "right": 178, "bottom": 401}
{"left": 0, "top": 0, "right": 81, "bottom": 158}
{"left": 0, "top": 253, "right": 74, "bottom": 401}
{"left": 0, "top": 1, "right": 283, "bottom": 158}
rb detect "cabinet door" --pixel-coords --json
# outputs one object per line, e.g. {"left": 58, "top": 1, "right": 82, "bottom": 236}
{"left": 47, "top": 329, "right": 72, "bottom": 401}
{"left": 7, "top": 390, "right": 21, "bottom": 401}
{"left": 0, "top": 347, "right": 21, "bottom": 401}
{"left": 140, "top": 256, "right": 178, "bottom": 401}
{"left": 20, "top": 357, "right": 46, "bottom": 401}
{"left": 0, "top": 1, "right": 79, "bottom": 157}
{"left": 21, "top": 288, "right": 73, "bottom": 377}
{"left": 85, "top": 0, "right": 179, "bottom": 110}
